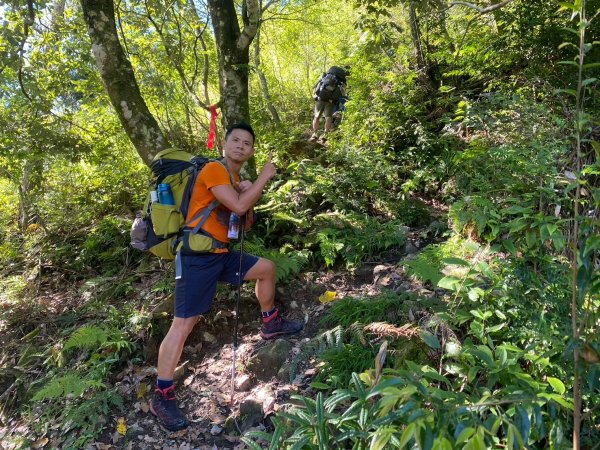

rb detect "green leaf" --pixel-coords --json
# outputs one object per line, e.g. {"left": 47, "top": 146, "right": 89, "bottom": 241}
{"left": 419, "top": 330, "right": 441, "bottom": 349}
{"left": 556, "top": 62, "right": 578, "bottom": 67}
{"left": 487, "top": 323, "right": 506, "bottom": 333}
{"left": 547, "top": 377, "right": 566, "bottom": 394}
{"left": 583, "top": 62, "right": 600, "bottom": 69}
{"left": 437, "top": 276, "right": 461, "bottom": 291}
{"left": 399, "top": 422, "right": 417, "bottom": 448}
{"left": 442, "top": 257, "right": 470, "bottom": 266}
{"left": 558, "top": 1, "right": 576, "bottom": 10}
{"left": 555, "top": 88, "right": 578, "bottom": 96}
{"left": 369, "top": 427, "right": 394, "bottom": 450}
{"left": 582, "top": 78, "right": 598, "bottom": 86}
{"left": 502, "top": 239, "right": 516, "bottom": 254}
{"left": 432, "top": 437, "right": 453, "bottom": 450}
{"left": 455, "top": 426, "right": 475, "bottom": 444}
{"left": 467, "top": 366, "right": 480, "bottom": 383}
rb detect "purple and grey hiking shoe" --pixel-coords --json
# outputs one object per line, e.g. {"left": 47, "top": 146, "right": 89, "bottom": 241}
{"left": 260, "top": 310, "right": 304, "bottom": 340}
{"left": 149, "top": 386, "right": 189, "bottom": 431}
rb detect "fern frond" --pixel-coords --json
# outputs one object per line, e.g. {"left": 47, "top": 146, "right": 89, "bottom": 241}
{"left": 364, "top": 322, "right": 420, "bottom": 339}
{"left": 290, "top": 325, "right": 345, "bottom": 381}
{"left": 63, "top": 326, "right": 108, "bottom": 352}
{"left": 32, "top": 374, "right": 94, "bottom": 401}
{"left": 346, "top": 322, "right": 367, "bottom": 346}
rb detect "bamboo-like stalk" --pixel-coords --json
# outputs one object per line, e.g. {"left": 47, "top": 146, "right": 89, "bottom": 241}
{"left": 571, "top": 2, "right": 586, "bottom": 449}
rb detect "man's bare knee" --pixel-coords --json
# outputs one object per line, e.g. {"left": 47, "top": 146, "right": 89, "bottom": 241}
{"left": 245, "top": 257, "right": 275, "bottom": 281}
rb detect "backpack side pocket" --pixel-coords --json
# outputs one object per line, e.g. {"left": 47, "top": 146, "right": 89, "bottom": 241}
{"left": 150, "top": 203, "right": 184, "bottom": 237}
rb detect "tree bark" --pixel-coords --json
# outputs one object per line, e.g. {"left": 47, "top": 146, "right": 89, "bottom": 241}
{"left": 80, "top": 0, "right": 168, "bottom": 166}
{"left": 207, "top": 0, "right": 259, "bottom": 176}
{"left": 408, "top": 1, "right": 433, "bottom": 92}
{"left": 206, "top": 0, "right": 259, "bottom": 129}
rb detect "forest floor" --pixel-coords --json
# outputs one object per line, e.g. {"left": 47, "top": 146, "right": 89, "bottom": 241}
{"left": 88, "top": 227, "right": 444, "bottom": 450}
{"left": 0, "top": 211, "right": 447, "bottom": 450}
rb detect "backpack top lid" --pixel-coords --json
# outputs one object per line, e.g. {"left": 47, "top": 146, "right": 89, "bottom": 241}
{"left": 150, "top": 148, "right": 208, "bottom": 181}
{"left": 327, "top": 66, "right": 348, "bottom": 83}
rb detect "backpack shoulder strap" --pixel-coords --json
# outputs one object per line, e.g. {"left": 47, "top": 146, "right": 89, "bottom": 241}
{"left": 183, "top": 158, "right": 237, "bottom": 231}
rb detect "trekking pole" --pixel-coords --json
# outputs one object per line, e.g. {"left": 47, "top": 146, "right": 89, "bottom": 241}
{"left": 230, "top": 213, "right": 246, "bottom": 405}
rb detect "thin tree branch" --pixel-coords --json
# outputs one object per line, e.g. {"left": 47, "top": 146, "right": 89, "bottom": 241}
{"left": 449, "top": 0, "right": 514, "bottom": 14}
{"left": 17, "top": 0, "right": 36, "bottom": 101}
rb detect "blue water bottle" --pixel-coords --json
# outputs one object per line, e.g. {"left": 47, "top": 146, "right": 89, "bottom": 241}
{"left": 157, "top": 183, "right": 175, "bottom": 205}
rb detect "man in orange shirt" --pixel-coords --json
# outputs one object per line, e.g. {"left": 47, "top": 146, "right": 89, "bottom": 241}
{"left": 150, "top": 122, "right": 303, "bottom": 431}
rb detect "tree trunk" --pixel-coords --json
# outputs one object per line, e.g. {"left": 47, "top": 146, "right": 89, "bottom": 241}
{"left": 205, "top": 0, "right": 258, "bottom": 127}
{"left": 80, "top": 0, "right": 168, "bottom": 166}
{"left": 408, "top": 1, "right": 433, "bottom": 92}
{"left": 207, "top": 0, "right": 259, "bottom": 176}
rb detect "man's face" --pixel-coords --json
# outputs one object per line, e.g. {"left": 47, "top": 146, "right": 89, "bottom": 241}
{"left": 223, "top": 128, "right": 255, "bottom": 163}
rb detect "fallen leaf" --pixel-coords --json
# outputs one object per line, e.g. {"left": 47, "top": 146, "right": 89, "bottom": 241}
{"left": 116, "top": 417, "right": 127, "bottom": 436}
{"left": 140, "top": 401, "right": 150, "bottom": 413}
{"left": 137, "top": 383, "right": 148, "bottom": 399}
{"left": 318, "top": 291, "right": 337, "bottom": 303}
{"left": 31, "top": 437, "right": 49, "bottom": 449}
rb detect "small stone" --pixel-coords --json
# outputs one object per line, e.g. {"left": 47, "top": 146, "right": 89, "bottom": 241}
{"left": 235, "top": 374, "right": 253, "bottom": 391}
{"left": 210, "top": 424, "right": 223, "bottom": 435}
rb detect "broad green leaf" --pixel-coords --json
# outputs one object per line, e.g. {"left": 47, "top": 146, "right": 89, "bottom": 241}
{"left": 437, "top": 276, "right": 461, "bottom": 291}
{"left": 487, "top": 323, "right": 505, "bottom": 333}
{"left": 555, "top": 88, "right": 578, "bottom": 96}
{"left": 455, "top": 426, "right": 475, "bottom": 444}
{"left": 442, "top": 257, "right": 470, "bottom": 266}
{"left": 369, "top": 427, "right": 393, "bottom": 450}
{"left": 557, "top": 1, "right": 576, "bottom": 10}
{"left": 432, "top": 437, "right": 452, "bottom": 450}
{"left": 419, "top": 330, "right": 441, "bottom": 349}
{"left": 399, "top": 422, "right": 417, "bottom": 448}
{"left": 547, "top": 377, "right": 566, "bottom": 394}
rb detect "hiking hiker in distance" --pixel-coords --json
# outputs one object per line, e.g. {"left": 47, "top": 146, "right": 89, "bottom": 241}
{"left": 311, "top": 66, "right": 349, "bottom": 141}
{"left": 150, "top": 122, "right": 304, "bottom": 431}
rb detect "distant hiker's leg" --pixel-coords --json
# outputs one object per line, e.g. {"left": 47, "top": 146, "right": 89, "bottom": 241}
{"left": 157, "top": 316, "right": 199, "bottom": 379}
{"left": 313, "top": 101, "right": 326, "bottom": 136}
{"left": 244, "top": 257, "right": 276, "bottom": 312}
{"left": 324, "top": 116, "right": 333, "bottom": 133}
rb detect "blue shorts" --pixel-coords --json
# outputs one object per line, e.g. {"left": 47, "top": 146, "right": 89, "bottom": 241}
{"left": 174, "top": 251, "right": 259, "bottom": 318}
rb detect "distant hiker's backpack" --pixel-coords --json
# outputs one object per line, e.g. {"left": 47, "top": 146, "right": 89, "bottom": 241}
{"left": 327, "top": 66, "right": 348, "bottom": 84}
{"left": 314, "top": 73, "right": 342, "bottom": 103}
{"left": 130, "top": 148, "right": 231, "bottom": 260}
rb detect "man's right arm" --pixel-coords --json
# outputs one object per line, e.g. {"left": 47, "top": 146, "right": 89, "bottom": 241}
{"left": 211, "top": 159, "right": 276, "bottom": 216}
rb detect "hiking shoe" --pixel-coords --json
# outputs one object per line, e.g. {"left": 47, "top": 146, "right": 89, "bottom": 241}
{"left": 261, "top": 311, "right": 304, "bottom": 340}
{"left": 149, "top": 386, "right": 189, "bottom": 431}
{"left": 309, "top": 132, "right": 319, "bottom": 141}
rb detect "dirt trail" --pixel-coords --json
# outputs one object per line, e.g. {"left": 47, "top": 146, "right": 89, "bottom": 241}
{"left": 101, "top": 227, "right": 438, "bottom": 450}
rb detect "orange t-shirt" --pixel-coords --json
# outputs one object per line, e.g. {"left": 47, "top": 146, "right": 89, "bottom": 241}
{"left": 186, "top": 161, "right": 239, "bottom": 250}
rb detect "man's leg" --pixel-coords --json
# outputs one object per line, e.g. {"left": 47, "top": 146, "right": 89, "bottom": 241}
{"left": 324, "top": 116, "right": 333, "bottom": 133}
{"left": 312, "top": 101, "right": 325, "bottom": 139}
{"left": 312, "top": 114, "right": 321, "bottom": 134}
{"left": 157, "top": 316, "right": 200, "bottom": 380}
{"left": 151, "top": 317, "right": 198, "bottom": 431}
{"left": 151, "top": 253, "right": 221, "bottom": 431}
{"left": 244, "top": 257, "right": 303, "bottom": 339}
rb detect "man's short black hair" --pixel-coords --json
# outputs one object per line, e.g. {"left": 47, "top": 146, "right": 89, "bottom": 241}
{"left": 225, "top": 121, "right": 255, "bottom": 144}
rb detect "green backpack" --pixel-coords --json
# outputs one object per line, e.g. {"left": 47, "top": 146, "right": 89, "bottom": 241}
{"left": 130, "top": 148, "right": 232, "bottom": 259}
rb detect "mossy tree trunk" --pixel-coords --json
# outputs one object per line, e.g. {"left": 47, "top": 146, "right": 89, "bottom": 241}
{"left": 80, "top": 0, "right": 168, "bottom": 166}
